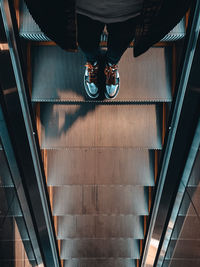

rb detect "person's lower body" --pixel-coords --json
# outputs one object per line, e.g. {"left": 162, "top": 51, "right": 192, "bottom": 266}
{"left": 77, "top": 13, "right": 138, "bottom": 99}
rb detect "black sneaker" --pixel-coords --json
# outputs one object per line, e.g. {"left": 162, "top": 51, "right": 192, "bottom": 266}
{"left": 104, "top": 62, "right": 120, "bottom": 99}
{"left": 84, "top": 61, "right": 99, "bottom": 99}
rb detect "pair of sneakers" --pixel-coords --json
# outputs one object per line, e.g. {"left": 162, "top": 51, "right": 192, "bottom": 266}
{"left": 84, "top": 61, "right": 120, "bottom": 99}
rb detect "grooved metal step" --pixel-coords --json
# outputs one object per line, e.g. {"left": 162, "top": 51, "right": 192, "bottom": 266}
{"left": 46, "top": 149, "right": 155, "bottom": 186}
{"left": 19, "top": 1, "right": 185, "bottom": 42}
{"left": 60, "top": 239, "right": 140, "bottom": 259}
{"left": 31, "top": 46, "right": 172, "bottom": 102}
{"left": 63, "top": 259, "right": 137, "bottom": 267}
{"left": 57, "top": 215, "right": 144, "bottom": 239}
{"left": 52, "top": 185, "right": 149, "bottom": 215}
{"left": 40, "top": 103, "right": 162, "bottom": 149}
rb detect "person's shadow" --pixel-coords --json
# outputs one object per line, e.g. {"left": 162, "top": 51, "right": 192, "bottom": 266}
{"left": 37, "top": 46, "right": 107, "bottom": 142}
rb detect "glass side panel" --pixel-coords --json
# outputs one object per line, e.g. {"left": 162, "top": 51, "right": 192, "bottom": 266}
{"left": 0, "top": 142, "right": 36, "bottom": 267}
{"left": 162, "top": 148, "right": 200, "bottom": 267}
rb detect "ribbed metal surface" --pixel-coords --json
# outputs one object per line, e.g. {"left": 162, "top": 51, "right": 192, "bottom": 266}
{"left": 63, "top": 259, "right": 137, "bottom": 267}
{"left": 46, "top": 149, "right": 155, "bottom": 186}
{"left": 40, "top": 103, "right": 162, "bottom": 149}
{"left": 52, "top": 185, "right": 148, "bottom": 215}
{"left": 19, "top": 1, "right": 185, "bottom": 42}
{"left": 31, "top": 46, "right": 172, "bottom": 102}
{"left": 57, "top": 215, "right": 143, "bottom": 238}
{"left": 60, "top": 239, "right": 140, "bottom": 259}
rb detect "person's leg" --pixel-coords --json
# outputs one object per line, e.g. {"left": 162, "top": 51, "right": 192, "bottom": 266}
{"left": 77, "top": 14, "right": 105, "bottom": 98}
{"left": 77, "top": 13, "right": 105, "bottom": 63}
{"left": 106, "top": 16, "right": 139, "bottom": 64}
{"left": 103, "top": 17, "right": 139, "bottom": 99}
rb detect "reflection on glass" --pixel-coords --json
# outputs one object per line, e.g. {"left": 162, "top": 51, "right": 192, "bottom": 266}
{"left": 0, "top": 146, "right": 36, "bottom": 267}
{"left": 162, "top": 148, "right": 200, "bottom": 267}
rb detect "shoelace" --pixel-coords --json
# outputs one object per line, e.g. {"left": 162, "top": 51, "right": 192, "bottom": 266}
{"left": 104, "top": 64, "right": 118, "bottom": 85}
{"left": 85, "top": 62, "right": 99, "bottom": 83}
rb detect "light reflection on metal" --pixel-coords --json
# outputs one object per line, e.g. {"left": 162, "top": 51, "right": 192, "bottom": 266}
{"left": 150, "top": 238, "right": 159, "bottom": 248}
{"left": 0, "top": 43, "right": 8, "bottom": 50}
{"left": 146, "top": 239, "right": 159, "bottom": 266}
{"left": 3, "top": 87, "right": 17, "bottom": 95}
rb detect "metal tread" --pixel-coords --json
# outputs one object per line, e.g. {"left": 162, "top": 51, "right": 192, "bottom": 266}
{"left": 52, "top": 185, "right": 149, "bottom": 215}
{"left": 40, "top": 103, "right": 162, "bottom": 149}
{"left": 30, "top": 45, "right": 172, "bottom": 103}
{"left": 56, "top": 215, "right": 144, "bottom": 239}
{"left": 19, "top": 1, "right": 185, "bottom": 42}
{"left": 62, "top": 259, "right": 137, "bottom": 267}
{"left": 60, "top": 238, "right": 140, "bottom": 259}
{"left": 46, "top": 148, "right": 155, "bottom": 186}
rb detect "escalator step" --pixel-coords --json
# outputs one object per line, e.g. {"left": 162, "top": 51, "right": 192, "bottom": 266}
{"left": 40, "top": 103, "right": 162, "bottom": 149}
{"left": 46, "top": 149, "right": 155, "bottom": 186}
{"left": 62, "top": 259, "right": 137, "bottom": 267}
{"left": 57, "top": 215, "right": 143, "bottom": 239}
{"left": 52, "top": 185, "right": 149, "bottom": 215}
{"left": 31, "top": 46, "right": 172, "bottom": 102}
{"left": 60, "top": 239, "right": 140, "bottom": 259}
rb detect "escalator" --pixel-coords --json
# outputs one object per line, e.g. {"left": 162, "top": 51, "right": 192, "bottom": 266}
{"left": 19, "top": 1, "right": 174, "bottom": 266}
{"left": 1, "top": 0, "right": 200, "bottom": 267}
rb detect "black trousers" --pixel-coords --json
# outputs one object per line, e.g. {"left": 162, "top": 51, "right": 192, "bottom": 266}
{"left": 77, "top": 13, "right": 139, "bottom": 65}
